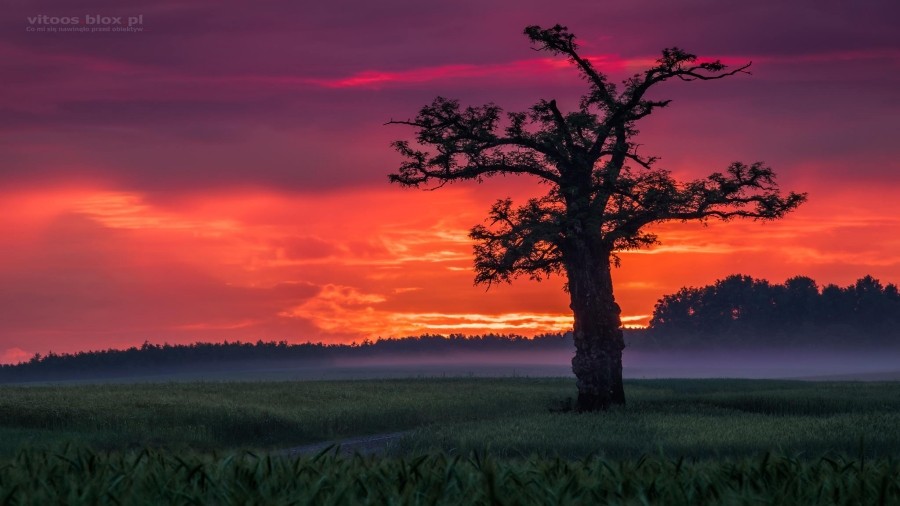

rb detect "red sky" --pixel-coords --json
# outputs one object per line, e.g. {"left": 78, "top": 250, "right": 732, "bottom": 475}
{"left": 1, "top": 1, "right": 898, "bottom": 363}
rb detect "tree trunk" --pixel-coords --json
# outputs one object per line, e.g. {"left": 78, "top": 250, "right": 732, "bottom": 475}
{"left": 565, "top": 239, "right": 626, "bottom": 411}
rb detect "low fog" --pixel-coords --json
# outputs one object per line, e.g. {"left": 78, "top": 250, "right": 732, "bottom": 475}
{"left": 7, "top": 346, "right": 900, "bottom": 385}
{"left": 333, "top": 348, "right": 900, "bottom": 381}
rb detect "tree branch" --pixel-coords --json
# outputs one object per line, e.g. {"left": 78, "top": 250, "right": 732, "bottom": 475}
{"left": 546, "top": 99, "right": 576, "bottom": 154}
{"left": 389, "top": 141, "right": 561, "bottom": 187}
{"left": 616, "top": 48, "right": 750, "bottom": 128}
{"left": 675, "top": 61, "right": 752, "bottom": 82}
{"left": 387, "top": 27, "right": 805, "bottom": 286}
{"left": 524, "top": 25, "right": 617, "bottom": 109}
{"left": 387, "top": 97, "right": 565, "bottom": 186}
{"left": 470, "top": 196, "right": 566, "bottom": 285}
{"left": 605, "top": 162, "right": 807, "bottom": 244}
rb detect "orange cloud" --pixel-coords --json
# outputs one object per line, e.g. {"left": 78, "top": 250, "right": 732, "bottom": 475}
{"left": 282, "top": 282, "right": 574, "bottom": 335}
{"left": 2, "top": 177, "right": 899, "bottom": 359}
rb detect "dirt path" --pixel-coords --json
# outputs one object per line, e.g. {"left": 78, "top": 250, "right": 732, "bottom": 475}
{"left": 275, "top": 431, "right": 411, "bottom": 458}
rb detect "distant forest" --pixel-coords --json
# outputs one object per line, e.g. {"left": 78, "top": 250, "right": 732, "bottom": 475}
{"left": 3, "top": 274, "right": 897, "bottom": 381}
{"left": 645, "top": 274, "right": 900, "bottom": 347}
{"left": 0, "top": 334, "right": 575, "bottom": 382}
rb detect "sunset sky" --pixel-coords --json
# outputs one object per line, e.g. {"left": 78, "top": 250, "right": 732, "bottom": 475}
{"left": 2, "top": 0, "right": 898, "bottom": 363}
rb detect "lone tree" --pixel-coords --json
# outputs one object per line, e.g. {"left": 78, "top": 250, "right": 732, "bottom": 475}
{"left": 388, "top": 25, "right": 806, "bottom": 411}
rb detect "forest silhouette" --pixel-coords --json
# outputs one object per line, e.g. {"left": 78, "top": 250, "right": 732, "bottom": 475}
{"left": 645, "top": 274, "right": 900, "bottom": 347}
{"left": 3, "top": 274, "right": 897, "bottom": 382}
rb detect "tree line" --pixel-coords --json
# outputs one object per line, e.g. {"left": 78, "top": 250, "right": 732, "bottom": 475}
{"left": 4, "top": 273, "right": 897, "bottom": 381}
{"left": 645, "top": 274, "right": 900, "bottom": 347}
{"left": 0, "top": 334, "right": 574, "bottom": 382}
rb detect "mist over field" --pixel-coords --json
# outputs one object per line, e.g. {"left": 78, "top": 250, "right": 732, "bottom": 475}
{"left": 330, "top": 346, "right": 900, "bottom": 381}
{"left": 8, "top": 342, "right": 899, "bottom": 385}
{"left": 621, "top": 347, "right": 900, "bottom": 380}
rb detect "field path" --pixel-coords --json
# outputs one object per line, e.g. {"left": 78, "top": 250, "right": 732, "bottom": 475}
{"left": 276, "top": 431, "right": 411, "bottom": 458}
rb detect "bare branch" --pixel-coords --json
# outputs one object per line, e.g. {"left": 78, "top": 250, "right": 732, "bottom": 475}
{"left": 615, "top": 49, "right": 751, "bottom": 128}
{"left": 675, "top": 62, "right": 752, "bottom": 81}
{"left": 524, "top": 25, "right": 617, "bottom": 109}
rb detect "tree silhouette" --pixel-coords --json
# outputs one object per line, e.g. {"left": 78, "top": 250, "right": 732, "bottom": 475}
{"left": 778, "top": 276, "right": 819, "bottom": 327}
{"left": 648, "top": 274, "right": 900, "bottom": 347}
{"left": 388, "top": 24, "right": 806, "bottom": 411}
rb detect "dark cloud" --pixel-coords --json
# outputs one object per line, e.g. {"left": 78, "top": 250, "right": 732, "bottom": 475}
{"left": 5, "top": 0, "right": 897, "bottom": 68}
{"left": 0, "top": 0, "right": 897, "bottom": 192}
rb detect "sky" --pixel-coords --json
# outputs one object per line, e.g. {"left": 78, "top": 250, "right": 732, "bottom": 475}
{"left": 1, "top": 0, "right": 898, "bottom": 363}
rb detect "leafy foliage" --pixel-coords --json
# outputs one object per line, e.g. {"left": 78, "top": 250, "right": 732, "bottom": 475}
{"left": 389, "top": 23, "right": 807, "bottom": 409}
{"left": 389, "top": 24, "right": 806, "bottom": 285}
{"left": 1, "top": 447, "right": 898, "bottom": 505}
{"left": 648, "top": 274, "right": 900, "bottom": 346}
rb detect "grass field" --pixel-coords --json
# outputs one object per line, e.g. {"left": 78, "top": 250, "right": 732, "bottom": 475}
{"left": 1, "top": 378, "right": 899, "bottom": 504}
{"left": 0, "top": 378, "right": 567, "bottom": 457}
{"left": 1, "top": 378, "right": 899, "bottom": 459}
{"left": 2, "top": 448, "right": 897, "bottom": 505}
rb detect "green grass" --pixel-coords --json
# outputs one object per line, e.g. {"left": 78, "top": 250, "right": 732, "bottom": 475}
{"left": 402, "top": 379, "right": 900, "bottom": 459}
{"left": 1, "top": 378, "right": 899, "bottom": 460}
{"left": 2, "top": 378, "right": 900, "bottom": 504}
{"left": 0, "top": 448, "right": 897, "bottom": 505}
{"left": 0, "top": 378, "right": 567, "bottom": 457}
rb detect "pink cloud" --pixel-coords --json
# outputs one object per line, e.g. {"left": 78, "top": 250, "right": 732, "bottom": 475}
{"left": 302, "top": 55, "right": 632, "bottom": 88}
{"left": 1, "top": 347, "right": 31, "bottom": 365}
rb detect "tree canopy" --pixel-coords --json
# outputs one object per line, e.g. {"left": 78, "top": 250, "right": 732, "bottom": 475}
{"left": 388, "top": 24, "right": 807, "bottom": 410}
{"left": 649, "top": 274, "right": 900, "bottom": 346}
{"left": 389, "top": 25, "right": 806, "bottom": 286}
